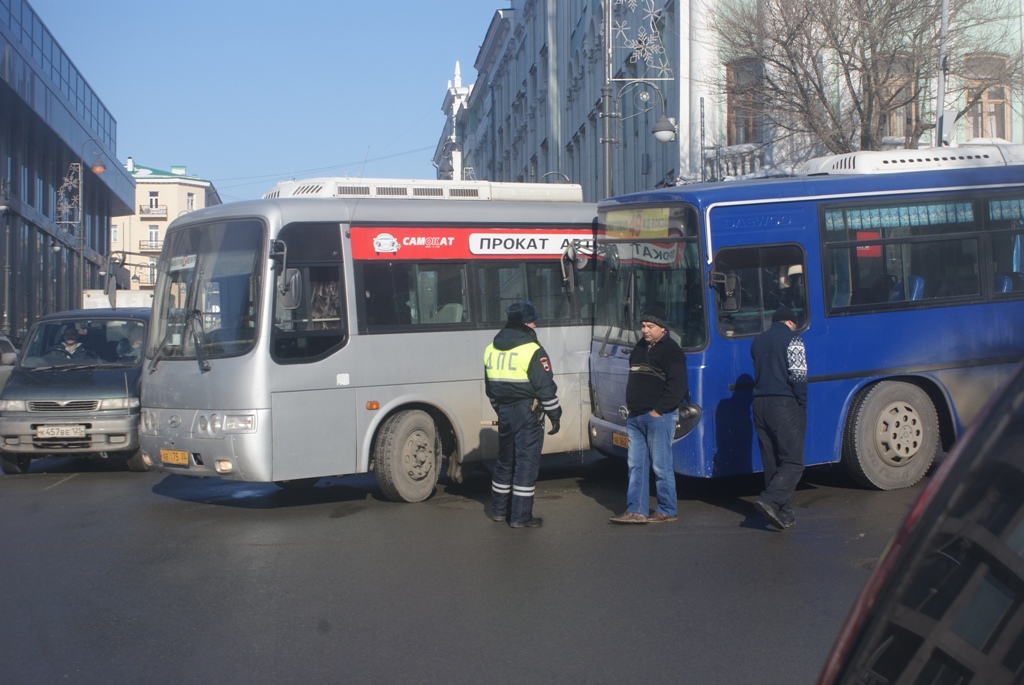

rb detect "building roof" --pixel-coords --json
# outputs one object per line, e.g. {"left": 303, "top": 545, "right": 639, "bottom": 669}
{"left": 125, "top": 157, "right": 213, "bottom": 186}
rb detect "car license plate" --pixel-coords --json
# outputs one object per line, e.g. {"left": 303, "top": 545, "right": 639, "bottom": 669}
{"left": 160, "top": 449, "right": 189, "bottom": 466}
{"left": 612, "top": 432, "right": 628, "bottom": 448}
{"left": 36, "top": 424, "right": 86, "bottom": 439}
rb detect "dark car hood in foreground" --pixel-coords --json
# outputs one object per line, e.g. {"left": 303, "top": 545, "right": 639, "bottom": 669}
{"left": 1, "top": 365, "right": 142, "bottom": 401}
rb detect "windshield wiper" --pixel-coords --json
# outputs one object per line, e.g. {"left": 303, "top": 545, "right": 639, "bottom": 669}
{"left": 30, "top": 363, "right": 101, "bottom": 371}
{"left": 186, "top": 308, "right": 210, "bottom": 373}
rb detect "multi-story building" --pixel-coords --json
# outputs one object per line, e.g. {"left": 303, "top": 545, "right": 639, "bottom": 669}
{"left": 109, "top": 159, "right": 221, "bottom": 290}
{"left": 0, "top": 0, "right": 135, "bottom": 341}
{"left": 439, "top": 1, "right": 1023, "bottom": 202}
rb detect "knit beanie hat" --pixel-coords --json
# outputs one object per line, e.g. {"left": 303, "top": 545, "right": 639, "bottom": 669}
{"left": 772, "top": 307, "right": 797, "bottom": 323}
{"left": 640, "top": 306, "right": 669, "bottom": 329}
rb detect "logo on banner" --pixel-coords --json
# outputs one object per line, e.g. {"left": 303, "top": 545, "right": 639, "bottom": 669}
{"left": 373, "top": 233, "right": 400, "bottom": 255}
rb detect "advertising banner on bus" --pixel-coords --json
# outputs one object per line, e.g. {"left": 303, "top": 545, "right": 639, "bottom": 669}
{"left": 351, "top": 226, "right": 594, "bottom": 261}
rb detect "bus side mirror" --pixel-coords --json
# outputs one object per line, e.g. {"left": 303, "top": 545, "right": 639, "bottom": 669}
{"left": 279, "top": 269, "right": 302, "bottom": 310}
{"left": 710, "top": 271, "right": 741, "bottom": 312}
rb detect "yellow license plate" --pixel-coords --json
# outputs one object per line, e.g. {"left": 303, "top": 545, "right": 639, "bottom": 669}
{"left": 160, "top": 449, "right": 189, "bottom": 466}
{"left": 612, "top": 433, "right": 628, "bottom": 448}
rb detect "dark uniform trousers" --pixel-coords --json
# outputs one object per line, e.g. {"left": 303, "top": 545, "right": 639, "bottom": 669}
{"left": 491, "top": 400, "right": 544, "bottom": 524}
{"left": 752, "top": 396, "right": 806, "bottom": 519}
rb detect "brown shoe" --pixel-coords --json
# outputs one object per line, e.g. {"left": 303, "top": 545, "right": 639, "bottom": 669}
{"left": 647, "top": 512, "right": 678, "bottom": 523}
{"left": 609, "top": 511, "right": 648, "bottom": 524}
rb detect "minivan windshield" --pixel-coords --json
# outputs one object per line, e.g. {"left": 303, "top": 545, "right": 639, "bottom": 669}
{"left": 19, "top": 319, "right": 147, "bottom": 369}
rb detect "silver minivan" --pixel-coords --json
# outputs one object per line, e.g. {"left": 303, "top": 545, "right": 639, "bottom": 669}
{"left": 0, "top": 308, "right": 150, "bottom": 475}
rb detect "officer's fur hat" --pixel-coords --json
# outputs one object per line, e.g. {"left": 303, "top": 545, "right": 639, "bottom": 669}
{"left": 506, "top": 301, "right": 539, "bottom": 325}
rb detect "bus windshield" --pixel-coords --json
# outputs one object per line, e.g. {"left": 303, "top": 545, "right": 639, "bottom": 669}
{"left": 594, "top": 203, "right": 707, "bottom": 350}
{"left": 150, "top": 219, "right": 265, "bottom": 361}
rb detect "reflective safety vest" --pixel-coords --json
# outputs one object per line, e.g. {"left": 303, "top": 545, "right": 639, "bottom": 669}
{"left": 484, "top": 341, "right": 541, "bottom": 385}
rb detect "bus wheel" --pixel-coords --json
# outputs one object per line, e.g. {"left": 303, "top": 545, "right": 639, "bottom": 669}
{"left": 0, "top": 453, "right": 31, "bottom": 475}
{"left": 374, "top": 410, "right": 439, "bottom": 503}
{"left": 842, "top": 381, "right": 938, "bottom": 490}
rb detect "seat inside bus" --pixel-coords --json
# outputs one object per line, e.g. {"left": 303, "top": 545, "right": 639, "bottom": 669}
{"left": 427, "top": 302, "right": 464, "bottom": 324}
{"left": 889, "top": 275, "right": 924, "bottom": 301}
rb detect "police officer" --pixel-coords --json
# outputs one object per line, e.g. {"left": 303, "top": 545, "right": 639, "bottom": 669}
{"left": 483, "top": 301, "right": 561, "bottom": 528}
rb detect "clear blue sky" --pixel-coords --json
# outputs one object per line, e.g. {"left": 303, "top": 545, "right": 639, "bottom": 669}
{"left": 30, "top": 1, "right": 504, "bottom": 202}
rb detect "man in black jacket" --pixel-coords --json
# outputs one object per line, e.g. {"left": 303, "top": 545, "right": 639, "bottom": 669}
{"left": 751, "top": 307, "right": 808, "bottom": 529}
{"left": 610, "top": 306, "right": 688, "bottom": 524}
{"left": 484, "top": 301, "right": 561, "bottom": 528}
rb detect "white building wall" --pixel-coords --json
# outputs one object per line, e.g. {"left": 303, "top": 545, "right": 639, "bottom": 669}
{"left": 436, "top": 0, "right": 1023, "bottom": 201}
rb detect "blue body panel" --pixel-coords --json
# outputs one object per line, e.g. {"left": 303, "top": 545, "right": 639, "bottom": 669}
{"left": 590, "top": 164, "right": 1024, "bottom": 478}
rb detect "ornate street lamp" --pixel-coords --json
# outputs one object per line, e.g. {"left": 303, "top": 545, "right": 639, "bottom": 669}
{"left": 56, "top": 138, "right": 107, "bottom": 302}
{"left": 600, "top": 0, "right": 676, "bottom": 198}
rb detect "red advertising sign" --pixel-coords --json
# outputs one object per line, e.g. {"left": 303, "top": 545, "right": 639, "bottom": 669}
{"left": 350, "top": 226, "right": 593, "bottom": 261}
{"left": 856, "top": 231, "right": 881, "bottom": 258}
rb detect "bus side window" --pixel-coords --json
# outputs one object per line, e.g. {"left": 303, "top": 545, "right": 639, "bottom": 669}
{"left": 415, "top": 264, "right": 468, "bottom": 326}
{"left": 714, "top": 245, "right": 806, "bottom": 337}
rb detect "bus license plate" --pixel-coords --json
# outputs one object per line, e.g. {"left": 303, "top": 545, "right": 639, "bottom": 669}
{"left": 160, "top": 449, "right": 189, "bottom": 466}
{"left": 612, "top": 433, "right": 628, "bottom": 448}
{"left": 36, "top": 425, "right": 86, "bottom": 439}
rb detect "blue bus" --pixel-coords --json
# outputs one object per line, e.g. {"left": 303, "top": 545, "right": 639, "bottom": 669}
{"left": 583, "top": 144, "right": 1024, "bottom": 489}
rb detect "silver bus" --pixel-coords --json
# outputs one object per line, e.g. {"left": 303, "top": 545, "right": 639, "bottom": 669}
{"left": 137, "top": 178, "right": 596, "bottom": 501}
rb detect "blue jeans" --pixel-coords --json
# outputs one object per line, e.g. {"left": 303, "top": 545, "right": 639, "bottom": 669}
{"left": 625, "top": 410, "right": 678, "bottom": 516}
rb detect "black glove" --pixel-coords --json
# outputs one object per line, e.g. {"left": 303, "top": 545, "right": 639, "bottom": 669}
{"left": 547, "top": 418, "right": 560, "bottom": 435}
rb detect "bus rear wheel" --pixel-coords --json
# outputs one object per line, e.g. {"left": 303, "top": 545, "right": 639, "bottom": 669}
{"left": 0, "top": 453, "right": 31, "bottom": 475}
{"left": 374, "top": 410, "right": 439, "bottom": 503}
{"left": 842, "top": 381, "right": 938, "bottom": 490}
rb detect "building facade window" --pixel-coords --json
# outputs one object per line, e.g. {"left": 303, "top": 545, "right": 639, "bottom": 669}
{"left": 885, "top": 80, "right": 917, "bottom": 141}
{"left": 965, "top": 54, "right": 1010, "bottom": 140}
{"left": 186, "top": 192, "right": 195, "bottom": 211}
{"left": 148, "top": 225, "right": 159, "bottom": 249}
{"left": 148, "top": 191, "right": 159, "bottom": 209}
{"left": 727, "top": 59, "right": 764, "bottom": 146}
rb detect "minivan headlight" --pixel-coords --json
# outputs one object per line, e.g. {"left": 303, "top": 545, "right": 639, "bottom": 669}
{"left": 99, "top": 397, "right": 141, "bottom": 410}
{"left": 0, "top": 399, "right": 26, "bottom": 411}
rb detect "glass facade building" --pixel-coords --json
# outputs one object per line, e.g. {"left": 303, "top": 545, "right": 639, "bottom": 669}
{"left": 0, "top": 0, "right": 134, "bottom": 342}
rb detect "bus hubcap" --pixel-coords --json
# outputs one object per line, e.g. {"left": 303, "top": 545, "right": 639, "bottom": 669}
{"left": 403, "top": 430, "right": 434, "bottom": 481}
{"left": 873, "top": 401, "right": 923, "bottom": 467}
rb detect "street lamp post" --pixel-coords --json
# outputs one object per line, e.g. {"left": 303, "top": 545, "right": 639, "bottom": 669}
{"left": 57, "top": 139, "right": 107, "bottom": 305}
{"left": 600, "top": 0, "right": 676, "bottom": 199}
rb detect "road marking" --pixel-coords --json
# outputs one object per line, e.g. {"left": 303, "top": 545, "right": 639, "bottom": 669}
{"left": 43, "top": 474, "right": 79, "bottom": 490}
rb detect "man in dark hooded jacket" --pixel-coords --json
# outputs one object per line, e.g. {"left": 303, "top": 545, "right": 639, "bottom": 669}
{"left": 483, "top": 301, "right": 561, "bottom": 528}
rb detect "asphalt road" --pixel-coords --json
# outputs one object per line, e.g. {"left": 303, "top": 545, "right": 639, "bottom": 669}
{"left": 0, "top": 453, "right": 921, "bottom": 685}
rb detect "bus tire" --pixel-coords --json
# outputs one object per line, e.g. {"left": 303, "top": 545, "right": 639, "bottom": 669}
{"left": 374, "top": 410, "right": 439, "bottom": 503}
{"left": 0, "top": 453, "right": 31, "bottom": 475}
{"left": 841, "top": 381, "right": 938, "bottom": 490}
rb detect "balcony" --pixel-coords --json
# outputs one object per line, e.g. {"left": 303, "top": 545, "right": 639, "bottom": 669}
{"left": 139, "top": 204, "right": 168, "bottom": 219}
{"left": 703, "top": 144, "right": 765, "bottom": 181}
{"left": 138, "top": 240, "right": 163, "bottom": 253}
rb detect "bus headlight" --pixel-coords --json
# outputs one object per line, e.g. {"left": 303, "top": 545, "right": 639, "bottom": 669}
{"left": 198, "top": 412, "right": 256, "bottom": 436}
{"left": 223, "top": 414, "right": 255, "bottom": 432}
